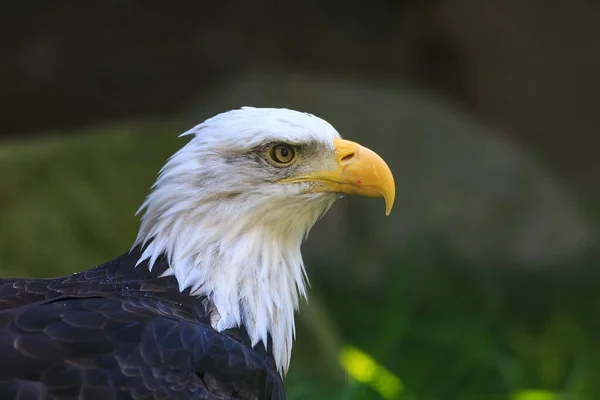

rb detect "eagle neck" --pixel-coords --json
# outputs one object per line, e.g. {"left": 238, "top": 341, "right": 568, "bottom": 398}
{"left": 133, "top": 193, "right": 335, "bottom": 376}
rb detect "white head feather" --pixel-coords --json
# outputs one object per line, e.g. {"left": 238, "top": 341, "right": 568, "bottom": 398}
{"left": 134, "top": 107, "right": 342, "bottom": 375}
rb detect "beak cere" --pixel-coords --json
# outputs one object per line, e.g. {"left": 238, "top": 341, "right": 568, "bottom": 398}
{"left": 279, "top": 138, "right": 396, "bottom": 215}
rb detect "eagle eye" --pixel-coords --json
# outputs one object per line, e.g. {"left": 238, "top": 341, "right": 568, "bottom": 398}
{"left": 268, "top": 143, "right": 296, "bottom": 165}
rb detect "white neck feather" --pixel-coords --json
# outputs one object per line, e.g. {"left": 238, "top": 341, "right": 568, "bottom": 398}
{"left": 133, "top": 134, "right": 337, "bottom": 375}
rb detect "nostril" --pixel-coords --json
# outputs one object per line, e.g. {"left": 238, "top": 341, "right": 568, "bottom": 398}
{"left": 341, "top": 153, "right": 355, "bottom": 163}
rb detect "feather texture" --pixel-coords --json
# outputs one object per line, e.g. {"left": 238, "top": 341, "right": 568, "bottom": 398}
{"left": 135, "top": 107, "right": 341, "bottom": 374}
{"left": 0, "top": 248, "right": 285, "bottom": 400}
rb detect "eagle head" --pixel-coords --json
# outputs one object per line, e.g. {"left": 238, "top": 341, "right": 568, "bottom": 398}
{"left": 134, "top": 107, "right": 395, "bottom": 374}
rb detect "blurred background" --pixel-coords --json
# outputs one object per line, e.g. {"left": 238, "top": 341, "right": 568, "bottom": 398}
{"left": 1, "top": 1, "right": 599, "bottom": 399}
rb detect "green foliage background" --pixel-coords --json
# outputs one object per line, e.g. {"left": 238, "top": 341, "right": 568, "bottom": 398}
{"left": 1, "top": 120, "right": 598, "bottom": 399}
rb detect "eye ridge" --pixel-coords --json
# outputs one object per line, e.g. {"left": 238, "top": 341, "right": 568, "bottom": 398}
{"left": 269, "top": 143, "right": 296, "bottom": 165}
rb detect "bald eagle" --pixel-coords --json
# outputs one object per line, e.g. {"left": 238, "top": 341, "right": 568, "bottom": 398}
{"left": 0, "top": 108, "right": 395, "bottom": 399}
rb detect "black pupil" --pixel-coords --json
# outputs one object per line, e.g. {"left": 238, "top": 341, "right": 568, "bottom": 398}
{"left": 279, "top": 146, "right": 289, "bottom": 159}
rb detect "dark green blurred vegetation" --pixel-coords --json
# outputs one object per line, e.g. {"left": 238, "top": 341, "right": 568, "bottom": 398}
{"left": 1, "top": 120, "right": 598, "bottom": 399}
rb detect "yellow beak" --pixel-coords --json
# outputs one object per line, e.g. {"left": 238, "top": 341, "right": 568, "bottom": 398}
{"left": 281, "top": 138, "right": 395, "bottom": 215}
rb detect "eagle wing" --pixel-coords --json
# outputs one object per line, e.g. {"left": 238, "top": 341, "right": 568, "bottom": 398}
{"left": 0, "top": 275, "right": 284, "bottom": 400}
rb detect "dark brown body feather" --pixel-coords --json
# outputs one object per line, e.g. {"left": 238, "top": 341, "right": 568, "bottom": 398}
{"left": 0, "top": 248, "right": 285, "bottom": 400}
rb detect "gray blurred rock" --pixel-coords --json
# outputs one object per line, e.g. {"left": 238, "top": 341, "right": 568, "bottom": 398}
{"left": 184, "top": 70, "right": 594, "bottom": 280}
